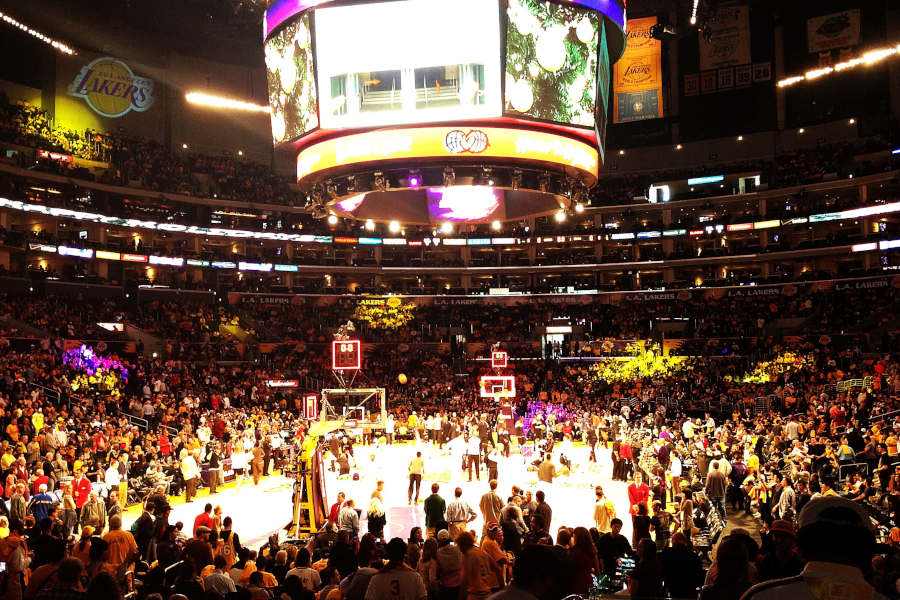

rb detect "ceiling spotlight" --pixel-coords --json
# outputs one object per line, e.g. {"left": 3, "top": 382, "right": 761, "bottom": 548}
{"left": 389, "top": 220, "right": 400, "bottom": 233}
{"left": 849, "top": 118, "right": 855, "bottom": 125}
{"left": 675, "top": 144, "right": 683, "bottom": 150}
{"left": 325, "top": 180, "right": 339, "bottom": 200}
{"left": 441, "top": 221, "right": 453, "bottom": 234}
{"left": 511, "top": 168, "right": 523, "bottom": 190}
{"left": 575, "top": 202, "right": 585, "bottom": 213}
{"left": 442, "top": 167, "right": 456, "bottom": 187}
{"left": 798, "top": 128, "right": 805, "bottom": 134}
{"left": 491, "top": 220, "right": 501, "bottom": 231}
{"left": 737, "top": 135, "right": 743, "bottom": 141}
{"left": 182, "top": 143, "right": 188, "bottom": 149}
{"left": 374, "top": 171, "right": 386, "bottom": 191}
{"left": 237, "top": 150, "right": 243, "bottom": 156}
{"left": 618, "top": 149, "right": 625, "bottom": 155}
{"left": 365, "top": 219, "right": 375, "bottom": 231}
{"left": 555, "top": 210, "right": 566, "bottom": 223}
{"left": 477, "top": 167, "right": 493, "bottom": 186}
{"left": 407, "top": 170, "right": 422, "bottom": 188}
{"left": 327, "top": 214, "right": 338, "bottom": 225}
{"left": 539, "top": 172, "right": 551, "bottom": 193}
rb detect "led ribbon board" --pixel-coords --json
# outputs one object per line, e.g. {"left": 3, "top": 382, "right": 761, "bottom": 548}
{"left": 297, "top": 125, "right": 599, "bottom": 183}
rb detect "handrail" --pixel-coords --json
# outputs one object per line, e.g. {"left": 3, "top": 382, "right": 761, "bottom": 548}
{"left": 119, "top": 411, "right": 148, "bottom": 431}
{"left": 28, "top": 381, "right": 61, "bottom": 405}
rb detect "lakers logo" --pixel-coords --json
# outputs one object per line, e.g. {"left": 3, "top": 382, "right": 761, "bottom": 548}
{"left": 444, "top": 130, "right": 489, "bottom": 154}
{"left": 68, "top": 57, "right": 154, "bottom": 118}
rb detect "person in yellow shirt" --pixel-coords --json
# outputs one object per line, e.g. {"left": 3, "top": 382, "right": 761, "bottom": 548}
{"left": 886, "top": 431, "right": 898, "bottom": 456}
{"left": 0, "top": 516, "right": 9, "bottom": 539}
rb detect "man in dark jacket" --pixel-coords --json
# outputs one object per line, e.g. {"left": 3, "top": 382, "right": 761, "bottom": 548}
{"left": 705, "top": 462, "right": 728, "bottom": 523}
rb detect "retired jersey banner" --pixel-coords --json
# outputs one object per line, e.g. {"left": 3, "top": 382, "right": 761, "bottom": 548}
{"left": 613, "top": 16, "right": 662, "bottom": 123}
{"left": 699, "top": 5, "right": 751, "bottom": 71}
{"left": 808, "top": 10, "right": 860, "bottom": 53}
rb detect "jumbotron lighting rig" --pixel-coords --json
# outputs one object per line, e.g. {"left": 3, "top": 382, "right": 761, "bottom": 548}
{"left": 263, "top": 0, "right": 625, "bottom": 226}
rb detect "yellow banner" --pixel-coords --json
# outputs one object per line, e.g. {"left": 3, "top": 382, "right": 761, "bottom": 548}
{"left": 613, "top": 17, "right": 663, "bottom": 123}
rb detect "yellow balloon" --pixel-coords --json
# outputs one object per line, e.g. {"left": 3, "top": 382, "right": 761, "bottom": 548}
{"left": 398, "top": 374, "right": 408, "bottom": 384}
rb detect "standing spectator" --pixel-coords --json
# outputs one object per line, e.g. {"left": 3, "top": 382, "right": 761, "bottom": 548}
{"left": 568, "top": 527, "right": 601, "bottom": 595}
{"left": 28, "top": 484, "right": 54, "bottom": 522}
{"left": 409, "top": 452, "right": 424, "bottom": 504}
{"left": 627, "top": 539, "right": 664, "bottom": 599}
{"left": 103, "top": 514, "right": 137, "bottom": 576}
{"left": 533, "top": 491, "right": 551, "bottom": 531}
{"left": 339, "top": 499, "right": 360, "bottom": 538}
{"left": 445, "top": 488, "right": 476, "bottom": 541}
{"left": 706, "top": 463, "right": 728, "bottom": 524}
{"left": 436, "top": 530, "right": 463, "bottom": 600}
{"left": 193, "top": 503, "right": 214, "bottom": 537}
{"left": 458, "top": 532, "right": 501, "bottom": 600}
{"left": 593, "top": 485, "right": 616, "bottom": 534}
{"left": 180, "top": 449, "right": 200, "bottom": 504}
{"left": 365, "top": 538, "right": 427, "bottom": 600}
{"left": 423, "top": 484, "right": 446, "bottom": 539}
{"left": 660, "top": 532, "right": 704, "bottom": 598}
{"left": 81, "top": 492, "right": 106, "bottom": 533}
{"left": 479, "top": 481, "right": 503, "bottom": 538}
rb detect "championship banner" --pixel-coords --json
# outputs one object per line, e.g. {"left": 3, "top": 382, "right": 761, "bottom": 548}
{"left": 807, "top": 10, "right": 860, "bottom": 53}
{"left": 613, "top": 16, "right": 662, "bottom": 123}
{"left": 699, "top": 5, "right": 751, "bottom": 71}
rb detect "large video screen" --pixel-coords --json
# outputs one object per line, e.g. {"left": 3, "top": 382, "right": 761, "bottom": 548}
{"left": 315, "top": 0, "right": 502, "bottom": 130}
{"left": 265, "top": 13, "right": 318, "bottom": 142}
{"left": 505, "top": 0, "right": 600, "bottom": 128}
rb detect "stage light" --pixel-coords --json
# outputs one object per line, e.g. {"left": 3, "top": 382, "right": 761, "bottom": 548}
{"left": 441, "top": 222, "right": 453, "bottom": 234}
{"left": 511, "top": 169, "right": 522, "bottom": 190}
{"left": 849, "top": 118, "right": 856, "bottom": 124}
{"left": 689, "top": 0, "right": 699, "bottom": 25}
{"left": 365, "top": 219, "right": 375, "bottom": 231}
{"left": 237, "top": 150, "right": 243, "bottom": 156}
{"left": 407, "top": 171, "right": 422, "bottom": 188}
{"left": 327, "top": 214, "right": 338, "bottom": 225}
{"left": 389, "top": 220, "right": 400, "bottom": 233}
{"left": 185, "top": 92, "right": 270, "bottom": 113}
{"left": 442, "top": 167, "right": 456, "bottom": 187}
{"left": 0, "top": 11, "right": 75, "bottom": 54}
{"left": 555, "top": 210, "right": 566, "bottom": 222}
{"left": 575, "top": 203, "right": 585, "bottom": 213}
{"left": 539, "top": 172, "right": 551, "bottom": 193}
{"left": 492, "top": 220, "right": 501, "bottom": 231}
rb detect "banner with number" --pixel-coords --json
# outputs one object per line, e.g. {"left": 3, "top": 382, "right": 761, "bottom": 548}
{"left": 807, "top": 9, "right": 860, "bottom": 53}
{"left": 613, "top": 16, "right": 663, "bottom": 123}
{"left": 699, "top": 5, "right": 751, "bottom": 71}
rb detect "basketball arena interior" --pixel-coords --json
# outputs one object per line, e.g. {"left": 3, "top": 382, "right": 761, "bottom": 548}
{"left": 1, "top": 0, "right": 900, "bottom": 599}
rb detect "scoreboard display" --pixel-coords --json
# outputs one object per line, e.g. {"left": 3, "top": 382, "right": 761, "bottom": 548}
{"left": 491, "top": 351, "right": 508, "bottom": 369}
{"left": 331, "top": 339, "right": 362, "bottom": 370}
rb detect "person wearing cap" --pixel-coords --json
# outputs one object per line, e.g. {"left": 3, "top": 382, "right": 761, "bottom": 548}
{"left": 741, "top": 496, "right": 889, "bottom": 600}
{"left": 757, "top": 520, "right": 803, "bottom": 582}
{"left": 436, "top": 529, "right": 463, "bottom": 600}
{"left": 482, "top": 523, "right": 510, "bottom": 588}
